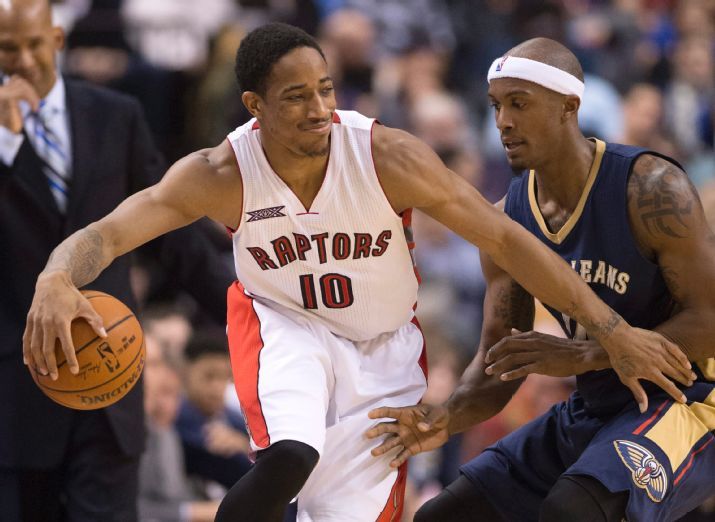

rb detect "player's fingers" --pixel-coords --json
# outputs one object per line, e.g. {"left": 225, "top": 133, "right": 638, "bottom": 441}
{"left": 649, "top": 371, "right": 687, "bottom": 404}
{"left": 368, "top": 406, "right": 410, "bottom": 421}
{"left": 658, "top": 353, "right": 693, "bottom": 387}
{"left": 390, "top": 447, "right": 412, "bottom": 468}
{"left": 41, "top": 326, "right": 59, "bottom": 380}
{"left": 371, "top": 435, "right": 404, "bottom": 457}
{"left": 57, "top": 322, "right": 79, "bottom": 375}
{"left": 78, "top": 304, "right": 107, "bottom": 338}
{"left": 485, "top": 353, "right": 531, "bottom": 376}
{"left": 624, "top": 378, "right": 648, "bottom": 413}
{"left": 663, "top": 342, "right": 696, "bottom": 382}
{"left": 365, "top": 422, "right": 400, "bottom": 439}
{"left": 22, "top": 322, "right": 34, "bottom": 367}
{"left": 499, "top": 364, "right": 537, "bottom": 381}
{"left": 30, "top": 319, "right": 48, "bottom": 375}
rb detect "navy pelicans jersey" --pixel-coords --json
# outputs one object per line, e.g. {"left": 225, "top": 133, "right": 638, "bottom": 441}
{"left": 504, "top": 139, "right": 714, "bottom": 414}
{"left": 226, "top": 110, "right": 418, "bottom": 342}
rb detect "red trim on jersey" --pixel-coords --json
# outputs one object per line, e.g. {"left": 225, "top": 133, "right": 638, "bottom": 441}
{"left": 674, "top": 436, "right": 714, "bottom": 486}
{"left": 632, "top": 400, "right": 670, "bottom": 436}
{"left": 225, "top": 137, "right": 244, "bottom": 234}
{"left": 375, "top": 462, "right": 408, "bottom": 522}
{"left": 227, "top": 281, "right": 270, "bottom": 448}
{"left": 401, "top": 209, "right": 422, "bottom": 285}
{"left": 252, "top": 120, "right": 260, "bottom": 130}
{"left": 411, "top": 316, "right": 428, "bottom": 380}
{"left": 332, "top": 112, "right": 341, "bottom": 124}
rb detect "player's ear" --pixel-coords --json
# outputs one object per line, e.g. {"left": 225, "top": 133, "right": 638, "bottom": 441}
{"left": 562, "top": 95, "right": 580, "bottom": 122}
{"left": 242, "top": 91, "right": 263, "bottom": 118}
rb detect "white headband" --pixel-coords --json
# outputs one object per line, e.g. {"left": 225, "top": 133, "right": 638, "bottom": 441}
{"left": 487, "top": 56, "right": 585, "bottom": 99}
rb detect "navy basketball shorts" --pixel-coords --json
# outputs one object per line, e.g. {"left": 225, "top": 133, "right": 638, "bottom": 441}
{"left": 460, "top": 384, "right": 715, "bottom": 522}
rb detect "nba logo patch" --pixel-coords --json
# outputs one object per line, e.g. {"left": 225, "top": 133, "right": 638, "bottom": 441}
{"left": 495, "top": 56, "right": 509, "bottom": 72}
{"left": 614, "top": 440, "right": 668, "bottom": 502}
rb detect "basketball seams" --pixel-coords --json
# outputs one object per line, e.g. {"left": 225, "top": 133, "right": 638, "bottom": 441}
{"left": 30, "top": 291, "right": 145, "bottom": 410}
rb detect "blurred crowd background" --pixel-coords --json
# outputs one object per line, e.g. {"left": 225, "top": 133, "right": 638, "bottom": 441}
{"left": 47, "top": 0, "right": 715, "bottom": 520}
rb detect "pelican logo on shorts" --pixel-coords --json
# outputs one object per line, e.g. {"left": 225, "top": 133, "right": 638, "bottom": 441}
{"left": 614, "top": 440, "right": 668, "bottom": 502}
{"left": 247, "top": 205, "right": 286, "bottom": 222}
{"left": 96, "top": 342, "right": 121, "bottom": 373}
{"left": 495, "top": 56, "right": 509, "bottom": 72}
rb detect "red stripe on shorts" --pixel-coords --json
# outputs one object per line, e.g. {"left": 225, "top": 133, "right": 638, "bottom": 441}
{"left": 674, "top": 436, "right": 714, "bottom": 486}
{"left": 633, "top": 400, "right": 670, "bottom": 436}
{"left": 376, "top": 462, "right": 408, "bottom": 522}
{"left": 227, "top": 281, "right": 270, "bottom": 448}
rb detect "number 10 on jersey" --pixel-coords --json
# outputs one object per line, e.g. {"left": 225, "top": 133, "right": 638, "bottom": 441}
{"left": 300, "top": 273, "right": 354, "bottom": 309}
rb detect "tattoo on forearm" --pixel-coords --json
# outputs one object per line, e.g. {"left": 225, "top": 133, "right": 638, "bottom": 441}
{"left": 582, "top": 309, "right": 623, "bottom": 339}
{"left": 494, "top": 281, "right": 535, "bottom": 331}
{"left": 46, "top": 228, "right": 105, "bottom": 287}
{"left": 629, "top": 155, "right": 696, "bottom": 239}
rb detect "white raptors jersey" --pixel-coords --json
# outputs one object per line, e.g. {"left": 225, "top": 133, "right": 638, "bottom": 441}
{"left": 227, "top": 110, "right": 419, "bottom": 342}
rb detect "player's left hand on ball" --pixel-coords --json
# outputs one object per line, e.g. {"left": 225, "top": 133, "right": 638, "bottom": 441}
{"left": 602, "top": 326, "right": 696, "bottom": 413}
{"left": 366, "top": 404, "right": 449, "bottom": 468}
{"left": 23, "top": 272, "right": 106, "bottom": 380}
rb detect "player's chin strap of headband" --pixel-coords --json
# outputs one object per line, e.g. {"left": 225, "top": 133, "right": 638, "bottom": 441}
{"left": 487, "top": 55, "right": 585, "bottom": 99}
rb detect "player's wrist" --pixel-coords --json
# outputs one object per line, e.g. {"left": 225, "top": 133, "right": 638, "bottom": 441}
{"left": 35, "top": 269, "right": 73, "bottom": 289}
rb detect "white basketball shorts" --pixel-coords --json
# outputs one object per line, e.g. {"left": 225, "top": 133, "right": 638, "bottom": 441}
{"left": 226, "top": 281, "right": 428, "bottom": 521}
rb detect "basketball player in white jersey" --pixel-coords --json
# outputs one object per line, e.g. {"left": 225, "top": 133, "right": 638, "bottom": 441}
{"left": 23, "top": 23, "right": 693, "bottom": 521}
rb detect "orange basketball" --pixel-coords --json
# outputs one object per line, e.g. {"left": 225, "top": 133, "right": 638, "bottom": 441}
{"left": 29, "top": 290, "right": 145, "bottom": 410}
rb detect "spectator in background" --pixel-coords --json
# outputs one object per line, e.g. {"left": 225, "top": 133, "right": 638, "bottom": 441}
{"left": 619, "top": 83, "right": 678, "bottom": 158}
{"left": 0, "top": 1, "right": 233, "bottom": 519}
{"left": 318, "top": 8, "right": 377, "bottom": 115}
{"left": 140, "top": 304, "right": 194, "bottom": 369}
{"left": 175, "top": 331, "right": 252, "bottom": 492}
{"left": 664, "top": 36, "right": 714, "bottom": 157}
{"left": 139, "top": 337, "right": 220, "bottom": 522}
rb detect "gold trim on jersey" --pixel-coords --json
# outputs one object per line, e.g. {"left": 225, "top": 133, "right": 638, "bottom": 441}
{"left": 528, "top": 139, "right": 605, "bottom": 245}
{"left": 645, "top": 390, "right": 715, "bottom": 472}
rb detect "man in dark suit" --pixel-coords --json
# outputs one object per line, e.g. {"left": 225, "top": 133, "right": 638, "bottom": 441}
{"left": 0, "top": 1, "right": 233, "bottom": 520}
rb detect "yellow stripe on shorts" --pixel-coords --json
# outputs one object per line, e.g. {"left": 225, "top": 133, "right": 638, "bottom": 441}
{"left": 645, "top": 390, "right": 715, "bottom": 472}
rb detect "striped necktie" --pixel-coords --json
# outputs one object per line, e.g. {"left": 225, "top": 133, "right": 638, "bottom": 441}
{"left": 28, "top": 101, "right": 70, "bottom": 212}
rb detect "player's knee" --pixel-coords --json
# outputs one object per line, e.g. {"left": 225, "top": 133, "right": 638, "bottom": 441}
{"left": 415, "top": 476, "right": 499, "bottom": 522}
{"left": 540, "top": 476, "right": 625, "bottom": 522}
{"left": 256, "top": 440, "right": 319, "bottom": 488}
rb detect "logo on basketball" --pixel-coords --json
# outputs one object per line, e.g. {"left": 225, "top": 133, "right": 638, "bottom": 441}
{"left": 614, "top": 440, "right": 668, "bottom": 502}
{"left": 96, "top": 342, "right": 121, "bottom": 373}
{"left": 247, "top": 205, "right": 286, "bottom": 222}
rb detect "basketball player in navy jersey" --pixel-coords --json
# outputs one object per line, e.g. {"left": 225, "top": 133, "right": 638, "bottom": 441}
{"left": 23, "top": 26, "right": 697, "bottom": 521}
{"left": 368, "top": 37, "right": 715, "bottom": 521}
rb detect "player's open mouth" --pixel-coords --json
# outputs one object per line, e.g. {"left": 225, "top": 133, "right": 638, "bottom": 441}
{"left": 503, "top": 141, "right": 524, "bottom": 152}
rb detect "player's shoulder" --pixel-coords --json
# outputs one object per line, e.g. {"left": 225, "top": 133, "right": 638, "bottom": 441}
{"left": 627, "top": 153, "right": 693, "bottom": 201}
{"left": 182, "top": 140, "right": 239, "bottom": 181}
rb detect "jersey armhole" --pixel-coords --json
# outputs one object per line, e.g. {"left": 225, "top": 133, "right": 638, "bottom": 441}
{"left": 225, "top": 136, "right": 245, "bottom": 235}
{"left": 369, "top": 120, "right": 403, "bottom": 220}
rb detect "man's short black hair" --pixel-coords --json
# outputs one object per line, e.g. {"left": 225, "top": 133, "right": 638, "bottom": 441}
{"left": 184, "top": 330, "right": 229, "bottom": 363}
{"left": 235, "top": 22, "right": 326, "bottom": 96}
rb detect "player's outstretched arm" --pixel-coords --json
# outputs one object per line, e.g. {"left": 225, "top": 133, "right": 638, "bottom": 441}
{"left": 372, "top": 125, "right": 691, "bottom": 412}
{"left": 367, "top": 244, "right": 535, "bottom": 467}
{"left": 23, "top": 143, "right": 242, "bottom": 380}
